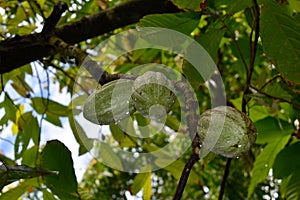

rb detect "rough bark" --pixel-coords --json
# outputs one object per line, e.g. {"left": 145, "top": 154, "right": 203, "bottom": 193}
{"left": 0, "top": 0, "right": 179, "bottom": 74}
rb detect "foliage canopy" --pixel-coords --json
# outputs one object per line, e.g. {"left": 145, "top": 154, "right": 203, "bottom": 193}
{"left": 0, "top": 0, "right": 300, "bottom": 199}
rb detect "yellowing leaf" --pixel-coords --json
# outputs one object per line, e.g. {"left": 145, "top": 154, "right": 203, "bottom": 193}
{"left": 11, "top": 105, "right": 24, "bottom": 134}
{"left": 143, "top": 173, "right": 152, "bottom": 200}
{"left": 12, "top": 6, "right": 26, "bottom": 25}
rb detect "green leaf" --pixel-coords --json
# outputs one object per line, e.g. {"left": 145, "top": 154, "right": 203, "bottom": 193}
{"left": 29, "top": 0, "right": 45, "bottom": 17}
{"left": 248, "top": 137, "right": 290, "bottom": 197}
{"left": 3, "top": 93, "right": 18, "bottom": 123}
{"left": 110, "top": 124, "right": 136, "bottom": 147}
{"left": 139, "top": 12, "right": 200, "bottom": 35}
{"left": 248, "top": 117, "right": 293, "bottom": 197}
{"left": 255, "top": 117, "right": 293, "bottom": 144}
{"left": 8, "top": 6, "right": 26, "bottom": 26}
{"left": 0, "top": 154, "right": 16, "bottom": 166}
{"left": 0, "top": 64, "right": 32, "bottom": 89}
{"left": 249, "top": 105, "right": 270, "bottom": 122}
{"left": 135, "top": 113, "right": 151, "bottom": 138}
{"left": 68, "top": 115, "right": 93, "bottom": 155}
{"left": 165, "top": 115, "right": 180, "bottom": 131}
{"left": 131, "top": 49, "right": 160, "bottom": 64}
{"left": 131, "top": 172, "right": 151, "bottom": 195}
{"left": 41, "top": 140, "right": 80, "bottom": 199}
{"left": 97, "top": 142, "right": 124, "bottom": 171}
{"left": 31, "top": 97, "right": 71, "bottom": 116}
{"left": 280, "top": 170, "right": 300, "bottom": 200}
{"left": 170, "top": 0, "right": 201, "bottom": 11}
{"left": 0, "top": 178, "right": 39, "bottom": 200}
{"left": 14, "top": 129, "right": 30, "bottom": 160}
{"left": 18, "top": 112, "right": 40, "bottom": 145}
{"left": 22, "top": 146, "right": 39, "bottom": 167}
{"left": 214, "top": 0, "right": 252, "bottom": 14}
{"left": 45, "top": 113, "right": 62, "bottom": 127}
{"left": 278, "top": 102, "right": 297, "bottom": 122}
{"left": 197, "top": 21, "right": 226, "bottom": 62}
{"left": 289, "top": 0, "right": 300, "bottom": 12}
{"left": 260, "top": 0, "right": 300, "bottom": 84}
{"left": 42, "top": 188, "right": 58, "bottom": 200}
{"left": 11, "top": 76, "right": 33, "bottom": 98}
{"left": 8, "top": 25, "right": 37, "bottom": 36}
{"left": 273, "top": 142, "right": 300, "bottom": 178}
{"left": 229, "top": 37, "right": 251, "bottom": 72}
{"left": 182, "top": 61, "right": 205, "bottom": 86}
{"left": 114, "top": 63, "right": 138, "bottom": 74}
{"left": 263, "top": 80, "right": 294, "bottom": 101}
{"left": 77, "top": 0, "right": 98, "bottom": 17}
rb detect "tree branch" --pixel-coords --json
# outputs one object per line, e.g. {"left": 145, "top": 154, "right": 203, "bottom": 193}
{"left": 54, "top": 0, "right": 179, "bottom": 44}
{"left": 42, "top": 2, "right": 68, "bottom": 33}
{"left": 0, "top": 0, "right": 180, "bottom": 74}
{"left": 173, "top": 151, "right": 200, "bottom": 200}
{"left": 242, "top": 0, "right": 260, "bottom": 113}
{"left": 218, "top": 158, "right": 232, "bottom": 200}
{"left": 173, "top": 81, "right": 201, "bottom": 200}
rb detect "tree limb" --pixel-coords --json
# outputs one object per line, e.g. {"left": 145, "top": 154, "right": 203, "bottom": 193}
{"left": 173, "top": 151, "right": 200, "bottom": 200}
{"left": 0, "top": 0, "right": 179, "bottom": 74}
{"left": 218, "top": 158, "right": 232, "bottom": 200}
{"left": 173, "top": 81, "right": 201, "bottom": 200}
{"left": 42, "top": 2, "right": 68, "bottom": 33}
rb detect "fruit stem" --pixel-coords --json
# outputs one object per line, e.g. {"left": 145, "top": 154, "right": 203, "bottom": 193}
{"left": 173, "top": 151, "right": 200, "bottom": 200}
{"left": 218, "top": 158, "right": 232, "bottom": 200}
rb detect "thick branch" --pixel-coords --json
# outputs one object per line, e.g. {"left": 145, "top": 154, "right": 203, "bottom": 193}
{"left": 0, "top": 0, "right": 179, "bottom": 74}
{"left": 42, "top": 2, "right": 68, "bottom": 33}
{"left": 55, "top": 0, "right": 179, "bottom": 44}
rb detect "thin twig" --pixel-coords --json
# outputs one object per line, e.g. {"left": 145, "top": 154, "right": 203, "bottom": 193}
{"left": 33, "top": 62, "right": 45, "bottom": 99}
{"left": 219, "top": 17, "right": 249, "bottom": 75}
{"left": 259, "top": 75, "right": 283, "bottom": 91}
{"left": 0, "top": 137, "right": 15, "bottom": 146}
{"left": 27, "top": 0, "right": 46, "bottom": 22}
{"left": 250, "top": 86, "right": 300, "bottom": 108}
{"left": 42, "top": 2, "right": 68, "bottom": 33}
{"left": 218, "top": 158, "right": 232, "bottom": 200}
{"left": 0, "top": 74, "right": 4, "bottom": 94}
{"left": 35, "top": 113, "right": 45, "bottom": 166}
{"left": 48, "top": 36, "right": 135, "bottom": 85}
{"left": 47, "top": 63, "right": 90, "bottom": 95}
{"left": 242, "top": 0, "right": 260, "bottom": 113}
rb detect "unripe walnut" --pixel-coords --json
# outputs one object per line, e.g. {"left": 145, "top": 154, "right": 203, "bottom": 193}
{"left": 198, "top": 106, "right": 257, "bottom": 158}
{"left": 132, "top": 71, "right": 175, "bottom": 120}
{"left": 83, "top": 79, "right": 135, "bottom": 125}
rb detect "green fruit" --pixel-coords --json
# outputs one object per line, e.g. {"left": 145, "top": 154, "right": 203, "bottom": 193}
{"left": 83, "top": 79, "right": 135, "bottom": 125}
{"left": 198, "top": 106, "right": 257, "bottom": 158}
{"left": 132, "top": 71, "right": 175, "bottom": 120}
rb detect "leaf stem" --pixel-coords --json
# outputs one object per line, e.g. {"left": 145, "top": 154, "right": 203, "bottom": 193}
{"left": 250, "top": 86, "right": 300, "bottom": 108}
